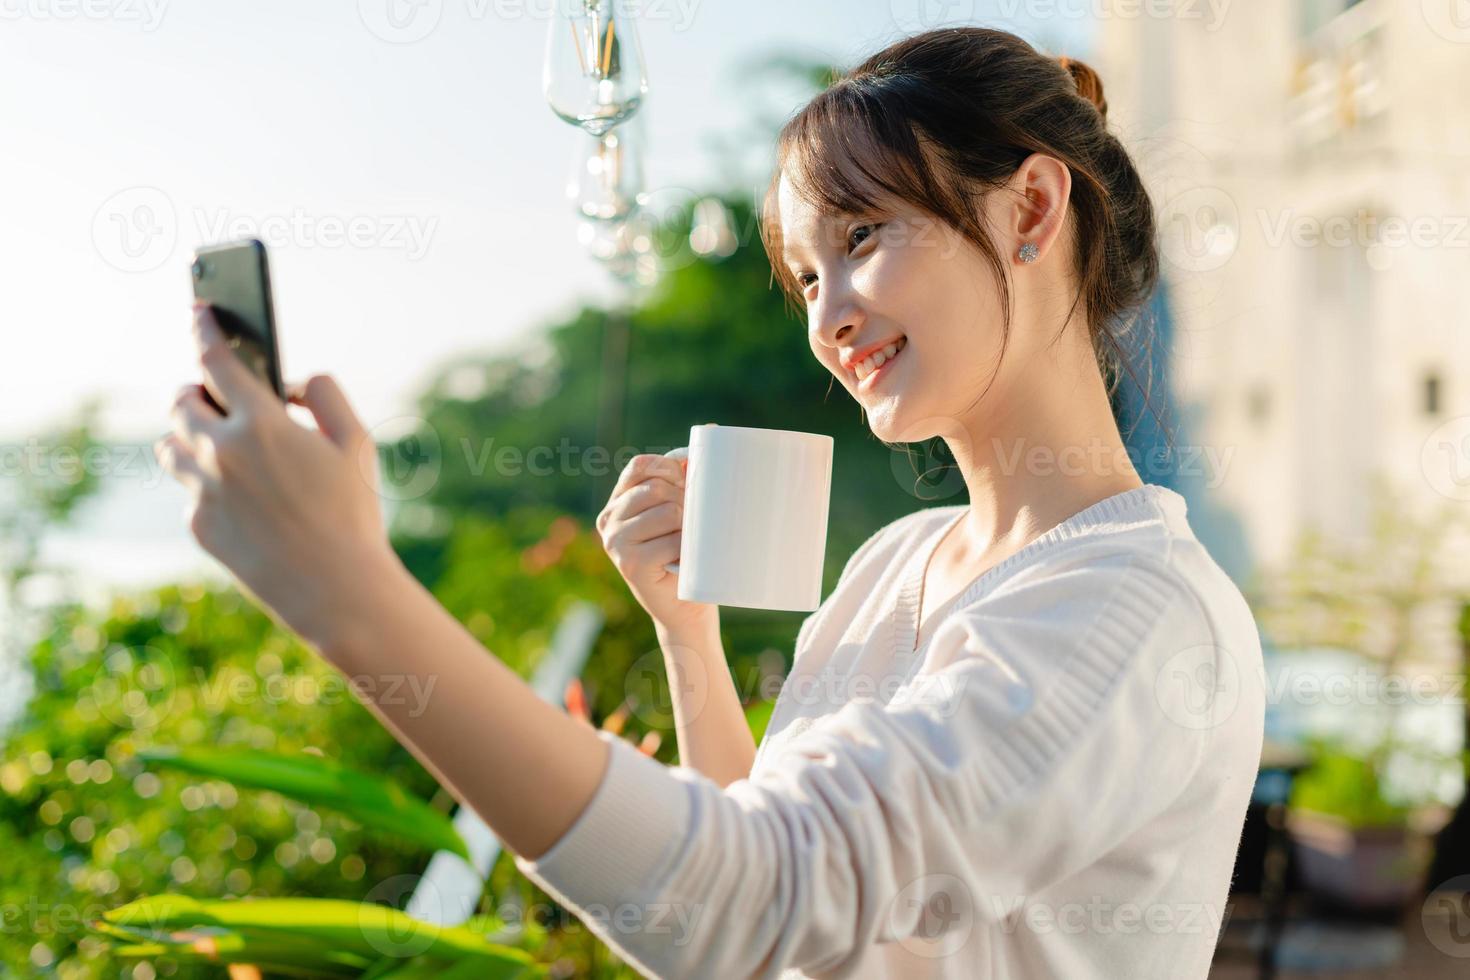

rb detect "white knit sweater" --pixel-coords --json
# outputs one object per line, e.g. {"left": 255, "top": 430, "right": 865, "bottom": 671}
{"left": 516, "top": 484, "right": 1265, "bottom": 978}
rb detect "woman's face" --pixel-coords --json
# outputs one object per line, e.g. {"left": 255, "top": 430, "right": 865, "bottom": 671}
{"left": 776, "top": 170, "right": 1018, "bottom": 445}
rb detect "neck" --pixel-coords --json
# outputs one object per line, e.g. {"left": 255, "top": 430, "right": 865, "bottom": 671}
{"left": 941, "top": 344, "right": 1143, "bottom": 560}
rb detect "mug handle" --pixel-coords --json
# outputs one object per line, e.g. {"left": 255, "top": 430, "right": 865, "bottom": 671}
{"left": 662, "top": 445, "right": 689, "bottom": 574}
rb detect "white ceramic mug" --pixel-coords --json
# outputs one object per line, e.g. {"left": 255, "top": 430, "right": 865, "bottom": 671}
{"left": 662, "top": 423, "right": 834, "bottom": 611}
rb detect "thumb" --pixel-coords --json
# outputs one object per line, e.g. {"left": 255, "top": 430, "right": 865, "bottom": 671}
{"left": 288, "top": 374, "right": 367, "bottom": 450}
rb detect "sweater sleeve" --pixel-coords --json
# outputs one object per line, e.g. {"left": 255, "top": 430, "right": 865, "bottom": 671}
{"left": 514, "top": 547, "right": 1221, "bottom": 978}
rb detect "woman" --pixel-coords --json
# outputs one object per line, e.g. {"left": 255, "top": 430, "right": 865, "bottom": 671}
{"left": 157, "top": 26, "right": 1264, "bottom": 980}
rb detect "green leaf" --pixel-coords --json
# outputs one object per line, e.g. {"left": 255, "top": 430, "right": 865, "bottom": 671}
{"left": 102, "top": 895, "right": 539, "bottom": 974}
{"left": 138, "top": 746, "right": 470, "bottom": 860}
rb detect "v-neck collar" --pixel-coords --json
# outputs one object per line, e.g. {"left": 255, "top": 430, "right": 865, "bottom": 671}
{"left": 891, "top": 484, "right": 1177, "bottom": 665}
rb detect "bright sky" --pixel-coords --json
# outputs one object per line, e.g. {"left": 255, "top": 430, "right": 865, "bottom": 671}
{"left": 0, "top": 1, "right": 1090, "bottom": 443}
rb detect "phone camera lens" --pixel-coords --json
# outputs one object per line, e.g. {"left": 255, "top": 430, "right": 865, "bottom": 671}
{"left": 191, "top": 259, "right": 205, "bottom": 281}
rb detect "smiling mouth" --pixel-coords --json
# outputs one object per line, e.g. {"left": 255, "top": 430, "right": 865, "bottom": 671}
{"left": 854, "top": 337, "right": 907, "bottom": 387}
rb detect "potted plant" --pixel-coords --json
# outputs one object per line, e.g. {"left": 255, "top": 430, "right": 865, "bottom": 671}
{"left": 1286, "top": 738, "right": 1451, "bottom": 912}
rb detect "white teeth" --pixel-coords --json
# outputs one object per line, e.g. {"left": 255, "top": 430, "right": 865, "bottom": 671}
{"left": 855, "top": 338, "right": 906, "bottom": 382}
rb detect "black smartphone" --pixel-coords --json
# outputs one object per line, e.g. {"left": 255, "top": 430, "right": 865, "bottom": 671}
{"left": 189, "top": 238, "right": 286, "bottom": 413}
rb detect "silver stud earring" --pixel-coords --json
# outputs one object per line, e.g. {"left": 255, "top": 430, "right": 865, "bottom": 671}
{"left": 1018, "top": 242, "right": 1039, "bottom": 264}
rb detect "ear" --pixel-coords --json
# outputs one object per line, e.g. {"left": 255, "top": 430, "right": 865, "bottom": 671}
{"left": 1003, "top": 152, "right": 1072, "bottom": 264}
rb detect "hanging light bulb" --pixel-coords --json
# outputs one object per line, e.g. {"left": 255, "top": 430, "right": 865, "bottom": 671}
{"left": 689, "top": 196, "right": 737, "bottom": 259}
{"left": 578, "top": 210, "right": 658, "bottom": 289}
{"left": 566, "top": 126, "right": 644, "bottom": 222}
{"left": 544, "top": 0, "right": 648, "bottom": 136}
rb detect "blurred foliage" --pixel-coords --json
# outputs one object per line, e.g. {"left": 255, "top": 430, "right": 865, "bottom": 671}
{"left": 1291, "top": 745, "right": 1414, "bottom": 830}
{"left": 0, "top": 583, "right": 444, "bottom": 977}
{"left": 0, "top": 398, "right": 106, "bottom": 601}
{"left": 1253, "top": 477, "right": 1469, "bottom": 672}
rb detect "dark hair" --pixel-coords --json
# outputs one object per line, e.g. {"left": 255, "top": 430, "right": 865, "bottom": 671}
{"left": 760, "top": 27, "right": 1162, "bottom": 430}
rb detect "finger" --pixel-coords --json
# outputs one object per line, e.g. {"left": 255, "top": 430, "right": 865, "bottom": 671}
{"left": 664, "top": 446, "right": 689, "bottom": 478}
{"left": 193, "top": 303, "right": 274, "bottom": 420}
{"left": 170, "top": 383, "right": 224, "bottom": 452}
{"left": 619, "top": 500, "right": 682, "bottom": 545}
{"left": 606, "top": 478, "right": 683, "bottom": 530}
{"left": 154, "top": 432, "right": 207, "bottom": 493}
{"left": 288, "top": 374, "right": 369, "bottom": 452}
{"left": 616, "top": 531, "right": 682, "bottom": 582}
{"left": 610, "top": 452, "right": 685, "bottom": 502}
{"left": 637, "top": 731, "right": 661, "bottom": 757}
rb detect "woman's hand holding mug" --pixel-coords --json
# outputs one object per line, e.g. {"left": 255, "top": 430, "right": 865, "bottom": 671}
{"left": 596, "top": 447, "right": 716, "bottom": 635}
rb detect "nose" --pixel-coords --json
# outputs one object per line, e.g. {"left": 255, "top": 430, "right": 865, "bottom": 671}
{"left": 808, "top": 281, "right": 865, "bottom": 350}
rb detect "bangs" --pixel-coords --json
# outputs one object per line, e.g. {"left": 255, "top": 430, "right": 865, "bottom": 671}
{"left": 760, "top": 78, "right": 972, "bottom": 304}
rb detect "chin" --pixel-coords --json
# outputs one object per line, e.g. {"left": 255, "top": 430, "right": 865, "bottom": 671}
{"left": 865, "top": 398, "right": 962, "bottom": 446}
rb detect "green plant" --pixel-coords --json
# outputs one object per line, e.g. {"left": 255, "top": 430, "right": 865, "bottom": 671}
{"left": 1289, "top": 742, "right": 1414, "bottom": 829}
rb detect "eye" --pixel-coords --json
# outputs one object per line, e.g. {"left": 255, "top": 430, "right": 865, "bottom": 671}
{"left": 796, "top": 272, "right": 818, "bottom": 289}
{"left": 848, "top": 223, "right": 881, "bottom": 252}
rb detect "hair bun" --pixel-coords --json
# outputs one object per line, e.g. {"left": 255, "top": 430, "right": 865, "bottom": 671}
{"left": 1058, "top": 55, "right": 1108, "bottom": 122}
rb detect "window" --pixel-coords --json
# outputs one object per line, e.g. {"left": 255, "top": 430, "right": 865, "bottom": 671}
{"left": 1424, "top": 373, "right": 1442, "bottom": 416}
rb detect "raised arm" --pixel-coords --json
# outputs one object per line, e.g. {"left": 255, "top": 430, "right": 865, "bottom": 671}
{"left": 655, "top": 615, "right": 757, "bottom": 787}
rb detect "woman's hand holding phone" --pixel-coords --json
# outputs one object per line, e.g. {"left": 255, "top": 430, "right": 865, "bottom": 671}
{"left": 155, "top": 304, "right": 398, "bottom": 651}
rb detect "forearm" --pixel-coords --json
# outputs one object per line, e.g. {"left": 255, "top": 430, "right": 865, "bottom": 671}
{"left": 303, "top": 550, "right": 611, "bottom": 861}
{"left": 655, "top": 616, "right": 755, "bottom": 788}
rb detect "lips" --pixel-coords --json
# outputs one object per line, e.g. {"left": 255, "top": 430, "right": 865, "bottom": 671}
{"left": 853, "top": 336, "right": 907, "bottom": 385}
